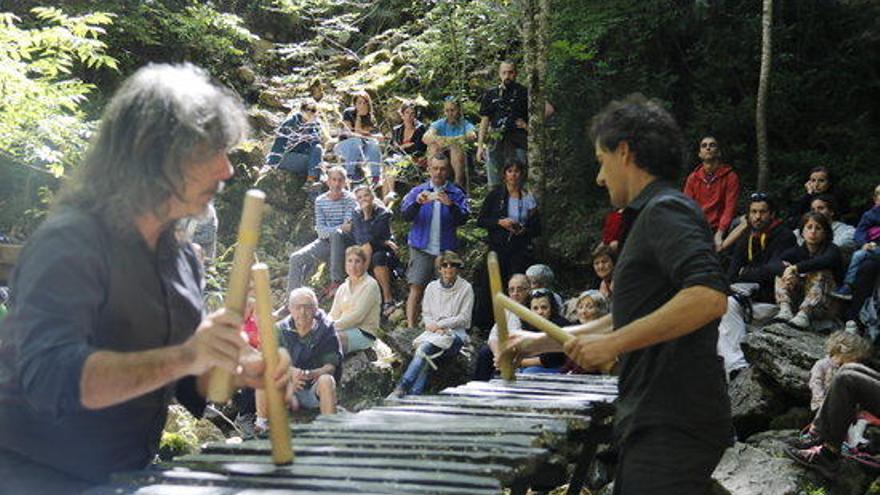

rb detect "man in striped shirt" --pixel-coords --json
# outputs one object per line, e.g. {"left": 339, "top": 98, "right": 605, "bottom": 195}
{"left": 286, "top": 166, "right": 357, "bottom": 296}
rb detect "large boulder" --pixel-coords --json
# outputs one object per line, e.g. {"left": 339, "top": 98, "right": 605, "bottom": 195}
{"left": 248, "top": 107, "right": 281, "bottom": 134}
{"left": 338, "top": 347, "right": 396, "bottom": 411}
{"left": 712, "top": 442, "right": 822, "bottom": 495}
{"left": 742, "top": 323, "right": 825, "bottom": 402}
{"left": 729, "top": 367, "right": 786, "bottom": 439}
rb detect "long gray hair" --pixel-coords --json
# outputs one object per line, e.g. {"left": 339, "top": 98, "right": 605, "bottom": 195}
{"left": 56, "top": 63, "right": 249, "bottom": 231}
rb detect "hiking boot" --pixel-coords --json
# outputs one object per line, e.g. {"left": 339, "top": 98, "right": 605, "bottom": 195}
{"left": 844, "top": 320, "right": 859, "bottom": 334}
{"left": 788, "top": 311, "right": 810, "bottom": 330}
{"left": 776, "top": 305, "right": 794, "bottom": 322}
{"left": 785, "top": 445, "right": 840, "bottom": 479}
{"left": 831, "top": 285, "right": 853, "bottom": 301}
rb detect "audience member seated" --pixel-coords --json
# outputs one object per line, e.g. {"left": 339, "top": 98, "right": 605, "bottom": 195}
{"left": 771, "top": 212, "right": 843, "bottom": 330}
{"left": 600, "top": 208, "right": 624, "bottom": 254}
{"left": 840, "top": 255, "right": 880, "bottom": 338}
{"left": 590, "top": 243, "right": 616, "bottom": 301}
{"left": 335, "top": 91, "right": 383, "bottom": 182}
{"left": 683, "top": 136, "right": 741, "bottom": 251}
{"left": 384, "top": 101, "right": 428, "bottom": 200}
{"left": 422, "top": 97, "right": 477, "bottom": 190}
{"left": 473, "top": 273, "right": 531, "bottom": 381}
{"left": 788, "top": 166, "right": 850, "bottom": 228}
{"left": 329, "top": 246, "right": 382, "bottom": 355}
{"left": 285, "top": 166, "right": 356, "bottom": 298}
{"left": 796, "top": 194, "right": 856, "bottom": 258}
{"left": 833, "top": 184, "right": 880, "bottom": 300}
{"left": 256, "top": 288, "right": 341, "bottom": 430}
{"left": 518, "top": 288, "right": 570, "bottom": 374}
{"left": 263, "top": 99, "right": 328, "bottom": 185}
{"left": 402, "top": 154, "right": 470, "bottom": 328}
{"left": 786, "top": 363, "right": 880, "bottom": 479}
{"left": 525, "top": 264, "right": 564, "bottom": 310}
{"left": 809, "top": 331, "right": 872, "bottom": 412}
{"left": 718, "top": 193, "right": 796, "bottom": 377}
{"left": 389, "top": 251, "right": 473, "bottom": 397}
{"left": 477, "top": 160, "right": 540, "bottom": 281}
{"left": 560, "top": 289, "right": 610, "bottom": 374}
{"left": 351, "top": 184, "right": 400, "bottom": 317}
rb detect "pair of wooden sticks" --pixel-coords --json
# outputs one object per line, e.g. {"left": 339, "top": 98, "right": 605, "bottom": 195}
{"left": 206, "top": 190, "right": 293, "bottom": 465}
{"left": 487, "top": 252, "right": 615, "bottom": 379}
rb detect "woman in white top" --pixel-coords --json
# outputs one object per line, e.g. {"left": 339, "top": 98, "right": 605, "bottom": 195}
{"left": 389, "top": 251, "right": 473, "bottom": 397}
{"left": 329, "top": 245, "right": 381, "bottom": 354}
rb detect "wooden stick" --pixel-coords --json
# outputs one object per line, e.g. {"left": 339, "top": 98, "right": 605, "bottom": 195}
{"left": 496, "top": 294, "right": 615, "bottom": 374}
{"left": 207, "top": 189, "right": 266, "bottom": 403}
{"left": 495, "top": 293, "right": 572, "bottom": 344}
{"left": 487, "top": 252, "right": 514, "bottom": 381}
{"left": 252, "top": 263, "right": 293, "bottom": 465}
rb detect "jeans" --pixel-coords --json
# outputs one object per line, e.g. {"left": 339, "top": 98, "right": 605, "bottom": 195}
{"left": 277, "top": 143, "right": 323, "bottom": 178}
{"left": 398, "top": 334, "right": 464, "bottom": 395}
{"left": 286, "top": 230, "right": 353, "bottom": 292}
{"left": 846, "top": 256, "right": 880, "bottom": 321}
{"left": 813, "top": 363, "right": 880, "bottom": 446}
{"left": 334, "top": 137, "right": 381, "bottom": 178}
{"left": 843, "top": 248, "right": 880, "bottom": 286}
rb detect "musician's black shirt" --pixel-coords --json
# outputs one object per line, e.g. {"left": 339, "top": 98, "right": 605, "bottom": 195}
{"left": 612, "top": 180, "right": 732, "bottom": 449}
{"left": 0, "top": 208, "right": 205, "bottom": 486}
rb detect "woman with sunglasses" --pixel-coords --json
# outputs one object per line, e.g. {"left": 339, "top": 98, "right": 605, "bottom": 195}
{"left": 263, "top": 98, "right": 329, "bottom": 185}
{"left": 388, "top": 251, "right": 473, "bottom": 398}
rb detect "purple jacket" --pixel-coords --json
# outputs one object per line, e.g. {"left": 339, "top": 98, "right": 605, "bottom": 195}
{"left": 401, "top": 181, "right": 469, "bottom": 252}
{"left": 854, "top": 205, "right": 880, "bottom": 246}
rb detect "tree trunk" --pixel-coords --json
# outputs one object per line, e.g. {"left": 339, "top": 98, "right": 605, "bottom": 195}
{"left": 523, "top": 0, "right": 549, "bottom": 206}
{"left": 756, "top": 0, "right": 773, "bottom": 191}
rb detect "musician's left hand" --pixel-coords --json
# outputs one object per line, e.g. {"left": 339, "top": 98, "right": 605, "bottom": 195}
{"left": 563, "top": 334, "right": 617, "bottom": 371}
{"left": 235, "top": 347, "right": 292, "bottom": 390}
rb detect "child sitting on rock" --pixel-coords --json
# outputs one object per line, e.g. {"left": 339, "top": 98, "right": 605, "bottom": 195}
{"left": 809, "top": 330, "right": 873, "bottom": 412}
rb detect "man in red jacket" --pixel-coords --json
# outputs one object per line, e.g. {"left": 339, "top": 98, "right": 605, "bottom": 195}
{"left": 684, "top": 136, "right": 741, "bottom": 250}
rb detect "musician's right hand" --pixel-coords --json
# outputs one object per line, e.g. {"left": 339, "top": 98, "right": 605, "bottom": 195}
{"left": 184, "top": 308, "right": 246, "bottom": 376}
{"left": 498, "top": 332, "right": 544, "bottom": 367}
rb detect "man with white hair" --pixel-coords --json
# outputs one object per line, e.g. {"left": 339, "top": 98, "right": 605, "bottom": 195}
{"left": 256, "top": 288, "right": 340, "bottom": 431}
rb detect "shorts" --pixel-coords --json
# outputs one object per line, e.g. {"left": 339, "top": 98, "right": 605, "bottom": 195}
{"left": 293, "top": 380, "right": 322, "bottom": 410}
{"left": 406, "top": 248, "right": 437, "bottom": 286}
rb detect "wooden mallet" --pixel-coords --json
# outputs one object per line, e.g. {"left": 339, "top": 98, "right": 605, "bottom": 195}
{"left": 487, "top": 252, "right": 514, "bottom": 381}
{"left": 494, "top": 293, "right": 615, "bottom": 374}
{"left": 207, "top": 189, "right": 266, "bottom": 403}
{"left": 252, "top": 263, "right": 293, "bottom": 465}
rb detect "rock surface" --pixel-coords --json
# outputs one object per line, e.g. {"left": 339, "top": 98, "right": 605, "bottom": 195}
{"left": 729, "top": 367, "right": 786, "bottom": 439}
{"left": 742, "top": 323, "right": 825, "bottom": 402}
{"left": 712, "top": 442, "right": 821, "bottom": 495}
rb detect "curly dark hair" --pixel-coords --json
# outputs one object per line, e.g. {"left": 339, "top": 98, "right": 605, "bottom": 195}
{"left": 589, "top": 93, "right": 685, "bottom": 182}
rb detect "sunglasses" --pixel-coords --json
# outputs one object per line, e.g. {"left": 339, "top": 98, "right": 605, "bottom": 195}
{"left": 440, "top": 262, "right": 461, "bottom": 268}
{"left": 749, "top": 192, "right": 769, "bottom": 202}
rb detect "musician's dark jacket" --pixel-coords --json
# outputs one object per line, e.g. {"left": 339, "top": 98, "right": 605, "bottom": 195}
{"left": 614, "top": 180, "right": 732, "bottom": 450}
{"left": 0, "top": 208, "right": 206, "bottom": 484}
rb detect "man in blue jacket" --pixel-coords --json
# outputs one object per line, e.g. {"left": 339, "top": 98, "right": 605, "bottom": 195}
{"left": 401, "top": 153, "right": 469, "bottom": 328}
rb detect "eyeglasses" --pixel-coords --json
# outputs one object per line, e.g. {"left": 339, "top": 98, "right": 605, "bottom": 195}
{"left": 749, "top": 192, "right": 769, "bottom": 202}
{"left": 440, "top": 262, "right": 461, "bottom": 269}
{"left": 508, "top": 286, "right": 529, "bottom": 293}
{"left": 291, "top": 303, "right": 317, "bottom": 311}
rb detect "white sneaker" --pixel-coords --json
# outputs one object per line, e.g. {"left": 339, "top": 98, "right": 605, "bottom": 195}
{"left": 776, "top": 305, "right": 794, "bottom": 321}
{"left": 788, "top": 311, "right": 810, "bottom": 330}
{"left": 844, "top": 320, "right": 859, "bottom": 334}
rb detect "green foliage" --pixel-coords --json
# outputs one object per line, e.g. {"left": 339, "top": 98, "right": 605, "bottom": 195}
{"left": 0, "top": 7, "right": 116, "bottom": 176}
{"left": 107, "top": 1, "right": 256, "bottom": 87}
{"left": 158, "top": 431, "right": 193, "bottom": 461}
